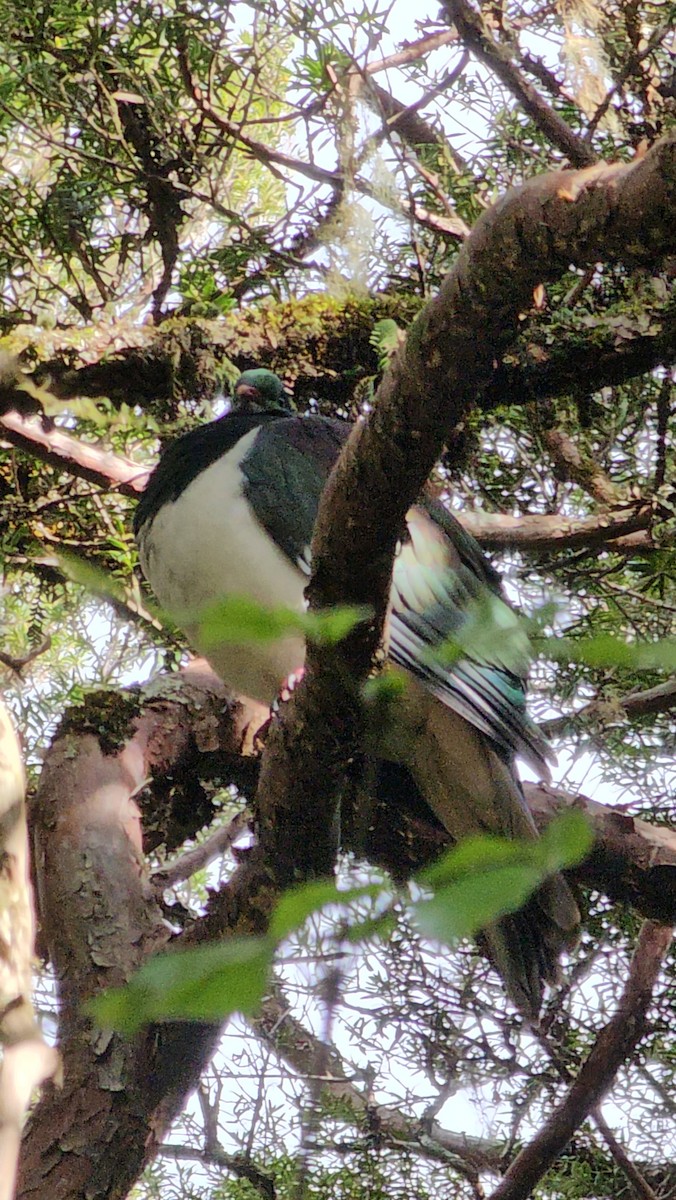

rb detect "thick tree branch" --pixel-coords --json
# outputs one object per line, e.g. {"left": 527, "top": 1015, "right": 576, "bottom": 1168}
{"left": 481, "top": 299, "right": 676, "bottom": 408}
{"left": 6, "top": 287, "right": 675, "bottom": 424}
{"left": 255, "top": 140, "right": 676, "bottom": 888}
{"left": 312, "top": 139, "right": 676, "bottom": 612}
{"left": 488, "top": 920, "right": 672, "bottom": 1200}
{"left": 524, "top": 783, "right": 676, "bottom": 923}
{"left": 18, "top": 667, "right": 266, "bottom": 1200}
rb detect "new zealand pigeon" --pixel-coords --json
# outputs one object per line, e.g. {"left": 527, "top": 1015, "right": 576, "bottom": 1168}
{"left": 134, "top": 367, "right": 579, "bottom": 1018}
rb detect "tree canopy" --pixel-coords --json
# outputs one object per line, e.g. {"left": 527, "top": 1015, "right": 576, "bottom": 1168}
{"left": 1, "top": 1, "right": 675, "bottom": 1197}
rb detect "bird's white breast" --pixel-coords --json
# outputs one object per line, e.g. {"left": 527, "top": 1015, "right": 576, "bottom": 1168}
{"left": 138, "top": 427, "right": 307, "bottom": 702}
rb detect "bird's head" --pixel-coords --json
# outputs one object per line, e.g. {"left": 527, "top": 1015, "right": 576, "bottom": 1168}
{"left": 232, "top": 369, "right": 293, "bottom": 414}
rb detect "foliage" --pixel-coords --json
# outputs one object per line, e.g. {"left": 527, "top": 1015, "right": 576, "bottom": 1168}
{"left": 1, "top": 0, "right": 675, "bottom": 1198}
{"left": 94, "top": 811, "right": 591, "bottom": 1031}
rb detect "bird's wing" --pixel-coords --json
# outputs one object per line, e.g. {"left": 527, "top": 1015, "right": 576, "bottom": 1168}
{"left": 241, "top": 416, "right": 350, "bottom": 573}
{"left": 243, "top": 417, "right": 549, "bottom": 775}
{"left": 388, "top": 502, "right": 552, "bottom": 777}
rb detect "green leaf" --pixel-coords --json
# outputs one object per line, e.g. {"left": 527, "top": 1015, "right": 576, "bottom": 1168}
{"left": 302, "top": 605, "right": 372, "bottom": 646}
{"left": 414, "top": 811, "right": 591, "bottom": 945}
{"left": 269, "top": 880, "right": 346, "bottom": 942}
{"left": 196, "top": 594, "right": 370, "bottom": 649}
{"left": 433, "top": 591, "right": 532, "bottom": 675}
{"left": 270, "top": 878, "right": 382, "bottom": 942}
{"left": 91, "top": 814, "right": 591, "bottom": 1030}
{"left": 361, "top": 672, "right": 407, "bottom": 703}
{"left": 91, "top": 937, "right": 273, "bottom": 1032}
{"left": 196, "top": 594, "right": 305, "bottom": 646}
{"left": 344, "top": 910, "right": 397, "bottom": 943}
{"left": 58, "top": 553, "right": 126, "bottom": 605}
{"left": 415, "top": 865, "right": 543, "bottom": 942}
{"left": 535, "top": 808, "right": 593, "bottom": 873}
{"left": 535, "top": 632, "right": 676, "bottom": 672}
{"left": 420, "top": 833, "right": 537, "bottom": 888}
{"left": 369, "top": 318, "right": 403, "bottom": 367}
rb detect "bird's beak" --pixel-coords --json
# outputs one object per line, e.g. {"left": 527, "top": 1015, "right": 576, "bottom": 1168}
{"left": 234, "top": 384, "right": 263, "bottom": 411}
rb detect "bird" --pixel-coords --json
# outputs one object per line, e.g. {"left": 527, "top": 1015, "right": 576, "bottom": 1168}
{"left": 134, "top": 367, "right": 579, "bottom": 1018}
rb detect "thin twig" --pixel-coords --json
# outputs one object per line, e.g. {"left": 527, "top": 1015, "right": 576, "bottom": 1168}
{"left": 151, "top": 810, "right": 251, "bottom": 894}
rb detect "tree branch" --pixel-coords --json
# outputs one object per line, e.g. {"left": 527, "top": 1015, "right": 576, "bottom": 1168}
{"left": 253, "top": 984, "right": 503, "bottom": 1176}
{"left": 525, "top": 781, "right": 676, "bottom": 925}
{"left": 488, "top": 920, "right": 672, "bottom": 1200}
{"left": 442, "top": 0, "right": 596, "bottom": 167}
{"left": 536, "top": 425, "right": 624, "bottom": 506}
{"left": 256, "top": 141, "right": 676, "bottom": 890}
{"left": 459, "top": 502, "right": 653, "bottom": 552}
{"left": 364, "top": 30, "right": 460, "bottom": 76}
{"left": 0, "top": 411, "right": 147, "bottom": 496}
{"left": 6, "top": 406, "right": 657, "bottom": 566}
{"left": 150, "top": 810, "right": 250, "bottom": 895}
{"left": 159, "top": 1143, "right": 275, "bottom": 1199}
{"left": 480, "top": 298, "right": 676, "bottom": 408}
{"left": 540, "top": 678, "right": 676, "bottom": 738}
{"left": 7, "top": 283, "right": 675, "bottom": 425}
{"left": 18, "top": 667, "right": 266, "bottom": 1200}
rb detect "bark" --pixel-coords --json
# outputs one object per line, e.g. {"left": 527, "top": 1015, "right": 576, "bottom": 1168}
{"left": 537, "top": 426, "right": 623, "bottom": 506}
{"left": 459, "top": 502, "right": 653, "bottom": 552}
{"left": 309, "top": 139, "right": 676, "bottom": 619}
{"left": 525, "top": 783, "right": 676, "bottom": 923}
{"left": 480, "top": 301, "right": 676, "bottom": 408}
{"left": 3, "top": 294, "right": 674, "bottom": 425}
{"left": 18, "top": 667, "right": 266, "bottom": 1200}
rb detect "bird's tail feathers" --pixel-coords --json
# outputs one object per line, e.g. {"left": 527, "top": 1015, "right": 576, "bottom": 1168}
{"left": 398, "top": 688, "right": 580, "bottom": 1020}
{"left": 483, "top": 874, "right": 579, "bottom": 1021}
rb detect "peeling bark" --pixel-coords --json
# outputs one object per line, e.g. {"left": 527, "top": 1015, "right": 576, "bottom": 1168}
{"left": 18, "top": 667, "right": 265, "bottom": 1200}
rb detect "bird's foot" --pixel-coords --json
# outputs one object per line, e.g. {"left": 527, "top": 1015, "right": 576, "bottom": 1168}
{"left": 255, "top": 669, "right": 307, "bottom": 749}
{"left": 271, "top": 667, "right": 306, "bottom": 716}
